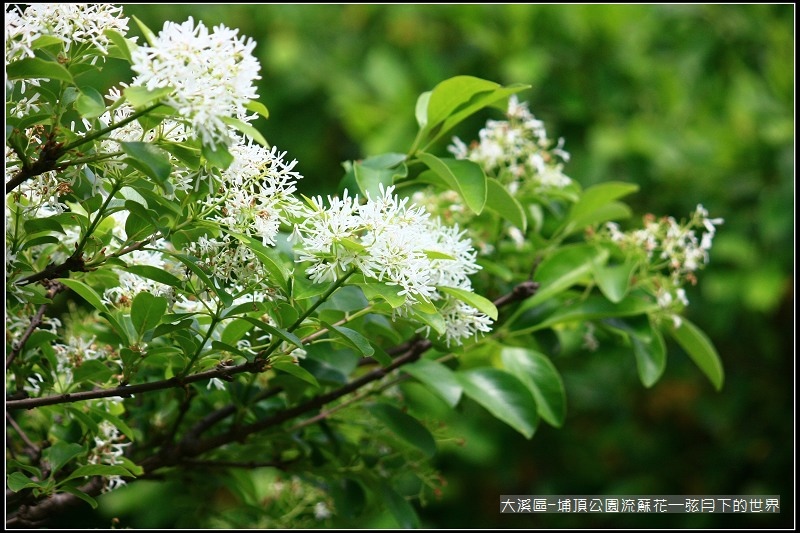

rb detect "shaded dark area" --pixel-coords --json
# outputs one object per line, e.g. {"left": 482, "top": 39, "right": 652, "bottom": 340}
{"left": 40, "top": 4, "right": 795, "bottom": 528}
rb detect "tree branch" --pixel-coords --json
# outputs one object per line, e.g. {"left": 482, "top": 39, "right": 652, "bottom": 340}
{"left": 6, "top": 280, "right": 67, "bottom": 368}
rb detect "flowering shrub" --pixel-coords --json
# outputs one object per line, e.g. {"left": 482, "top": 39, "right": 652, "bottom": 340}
{"left": 5, "top": 5, "right": 724, "bottom": 527}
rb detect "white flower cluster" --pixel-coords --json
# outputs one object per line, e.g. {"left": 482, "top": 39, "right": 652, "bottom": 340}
{"left": 53, "top": 335, "right": 115, "bottom": 387}
{"left": 5, "top": 4, "right": 129, "bottom": 63}
{"left": 448, "top": 95, "right": 572, "bottom": 194}
{"left": 130, "top": 16, "right": 261, "bottom": 148}
{"left": 203, "top": 139, "right": 304, "bottom": 246}
{"left": 291, "top": 185, "right": 492, "bottom": 346}
{"left": 88, "top": 419, "right": 131, "bottom": 492}
{"left": 602, "top": 204, "right": 723, "bottom": 326}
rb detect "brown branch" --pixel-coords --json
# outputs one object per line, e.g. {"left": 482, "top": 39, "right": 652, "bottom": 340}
{"left": 6, "top": 281, "right": 67, "bottom": 368}
{"left": 5, "top": 135, "right": 66, "bottom": 194}
{"left": 5, "top": 280, "right": 540, "bottom": 524}
{"left": 6, "top": 359, "right": 269, "bottom": 411}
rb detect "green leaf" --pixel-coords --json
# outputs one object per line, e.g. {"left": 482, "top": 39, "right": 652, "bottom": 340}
{"left": 403, "top": 358, "right": 462, "bottom": 407}
{"left": 6, "top": 57, "right": 74, "bottom": 84}
{"left": 159, "top": 141, "right": 201, "bottom": 170}
{"left": 245, "top": 99, "right": 269, "bottom": 119}
{"left": 366, "top": 402, "right": 436, "bottom": 458}
{"left": 458, "top": 368, "right": 539, "bottom": 439}
{"left": 529, "top": 292, "right": 659, "bottom": 331}
{"left": 72, "top": 359, "right": 114, "bottom": 385}
{"left": 45, "top": 442, "right": 85, "bottom": 475}
{"left": 103, "top": 29, "right": 133, "bottom": 63}
{"left": 500, "top": 347, "right": 566, "bottom": 427}
{"left": 560, "top": 181, "right": 639, "bottom": 235}
{"left": 414, "top": 90, "right": 432, "bottom": 129}
{"left": 130, "top": 291, "right": 168, "bottom": 340}
{"left": 608, "top": 316, "right": 667, "bottom": 388}
{"left": 61, "top": 464, "right": 135, "bottom": 484}
{"left": 220, "top": 318, "right": 254, "bottom": 345}
{"left": 437, "top": 286, "right": 498, "bottom": 320}
{"left": 124, "top": 265, "right": 183, "bottom": 289}
{"left": 60, "top": 484, "right": 99, "bottom": 509}
{"left": 380, "top": 481, "right": 420, "bottom": 529}
{"left": 593, "top": 259, "right": 637, "bottom": 303}
{"left": 124, "top": 85, "right": 173, "bottom": 108}
{"left": 131, "top": 14, "right": 157, "bottom": 46}
{"left": 75, "top": 86, "right": 106, "bottom": 119}
{"left": 167, "top": 252, "right": 233, "bottom": 307}
{"left": 520, "top": 244, "right": 609, "bottom": 311}
{"left": 23, "top": 217, "right": 65, "bottom": 235}
{"left": 417, "top": 153, "right": 487, "bottom": 214}
{"left": 353, "top": 160, "right": 399, "bottom": 198}
{"left": 99, "top": 311, "right": 131, "bottom": 346}
{"left": 60, "top": 279, "right": 108, "bottom": 313}
{"left": 425, "top": 76, "right": 500, "bottom": 127}
{"left": 271, "top": 360, "right": 320, "bottom": 389}
{"left": 356, "top": 280, "right": 405, "bottom": 308}
{"left": 121, "top": 142, "right": 172, "bottom": 184}
{"left": 202, "top": 142, "right": 234, "bottom": 169}
{"left": 7, "top": 472, "right": 48, "bottom": 492}
{"left": 221, "top": 115, "right": 268, "bottom": 146}
{"left": 485, "top": 177, "right": 527, "bottom": 231}
{"left": 240, "top": 317, "right": 303, "bottom": 348}
{"left": 665, "top": 318, "right": 724, "bottom": 391}
{"left": 322, "top": 322, "right": 375, "bottom": 357}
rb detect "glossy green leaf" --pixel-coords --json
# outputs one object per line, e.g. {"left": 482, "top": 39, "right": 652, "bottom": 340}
{"left": 245, "top": 99, "right": 269, "bottom": 119}
{"left": 124, "top": 85, "right": 173, "bottom": 108}
{"left": 131, "top": 291, "right": 168, "bottom": 339}
{"left": 485, "top": 177, "right": 527, "bottom": 231}
{"left": 353, "top": 159, "right": 405, "bottom": 198}
{"left": 241, "top": 317, "right": 303, "bottom": 348}
{"left": 424, "top": 76, "right": 499, "bottom": 128}
{"left": 45, "top": 442, "right": 85, "bottom": 475}
{"left": 159, "top": 141, "right": 201, "bottom": 170}
{"left": 221, "top": 115, "right": 268, "bottom": 146}
{"left": 403, "top": 358, "right": 462, "bottom": 407}
{"left": 593, "top": 259, "right": 637, "bottom": 303}
{"left": 124, "top": 265, "right": 183, "bottom": 289}
{"left": 356, "top": 280, "right": 405, "bottom": 308}
{"left": 75, "top": 86, "right": 105, "bottom": 119}
{"left": 415, "top": 90, "right": 432, "bottom": 129}
{"left": 561, "top": 182, "right": 639, "bottom": 235}
{"left": 458, "top": 368, "right": 539, "bottom": 438}
{"left": 202, "top": 142, "right": 234, "bottom": 169}
{"left": 103, "top": 29, "right": 133, "bottom": 63}
{"left": 322, "top": 322, "right": 375, "bottom": 357}
{"left": 530, "top": 292, "right": 659, "bottom": 331}
{"left": 437, "top": 285, "right": 498, "bottom": 320}
{"left": 272, "top": 360, "right": 320, "bottom": 389}
{"left": 665, "top": 318, "right": 724, "bottom": 391}
{"left": 501, "top": 347, "right": 566, "bottom": 427}
{"left": 99, "top": 311, "right": 131, "bottom": 346}
{"left": 417, "top": 153, "right": 487, "bottom": 214}
{"left": 520, "top": 244, "right": 609, "bottom": 311}
{"left": 229, "top": 231, "right": 290, "bottom": 294}
{"left": 6, "top": 57, "right": 74, "bottom": 83}
{"left": 60, "top": 279, "right": 108, "bottom": 313}
{"left": 23, "top": 217, "right": 65, "bottom": 236}
{"left": 366, "top": 402, "right": 436, "bottom": 458}
{"left": 7, "top": 472, "right": 48, "bottom": 492}
{"left": 167, "top": 253, "right": 233, "bottom": 307}
{"left": 121, "top": 142, "right": 172, "bottom": 184}
{"left": 61, "top": 464, "right": 135, "bottom": 484}
{"left": 608, "top": 316, "right": 668, "bottom": 388}
{"left": 60, "top": 485, "right": 98, "bottom": 509}
{"left": 132, "top": 14, "right": 157, "bottom": 46}
{"left": 72, "top": 359, "right": 114, "bottom": 385}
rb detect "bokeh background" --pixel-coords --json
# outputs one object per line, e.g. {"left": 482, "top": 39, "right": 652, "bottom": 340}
{"left": 70, "top": 3, "right": 795, "bottom": 528}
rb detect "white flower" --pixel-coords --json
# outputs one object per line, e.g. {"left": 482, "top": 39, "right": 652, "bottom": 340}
{"left": 130, "top": 17, "right": 261, "bottom": 148}
{"left": 6, "top": 4, "right": 129, "bottom": 58}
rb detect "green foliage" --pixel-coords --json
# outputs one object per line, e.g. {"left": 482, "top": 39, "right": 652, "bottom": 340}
{"left": 6, "top": 3, "right": 790, "bottom": 530}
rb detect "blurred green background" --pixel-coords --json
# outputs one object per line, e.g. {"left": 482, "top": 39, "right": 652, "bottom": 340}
{"left": 91, "top": 4, "right": 794, "bottom": 528}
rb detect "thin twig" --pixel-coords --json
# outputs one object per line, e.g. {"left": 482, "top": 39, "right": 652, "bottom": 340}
{"left": 6, "top": 281, "right": 67, "bottom": 368}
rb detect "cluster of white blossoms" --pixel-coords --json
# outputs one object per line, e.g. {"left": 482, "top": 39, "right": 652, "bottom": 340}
{"left": 129, "top": 16, "right": 261, "bottom": 148}
{"left": 202, "top": 138, "right": 305, "bottom": 246}
{"left": 88, "top": 418, "right": 131, "bottom": 492}
{"left": 291, "top": 185, "right": 492, "bottom": 346}
{"left": 5, "top": 4, "right": 129, "bottom": 64}
{"left": 448, "top": 95, "right": 573, "bottom": 194}
{"left": 601, "top": 204, "right": 723, "bottom": 326}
